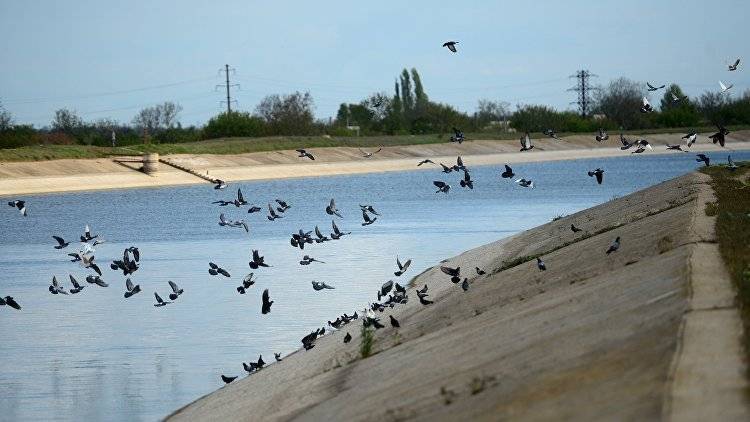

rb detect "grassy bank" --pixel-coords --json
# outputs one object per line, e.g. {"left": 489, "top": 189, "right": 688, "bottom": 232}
{"left": 1, "top": 125, "right": 748, "bottom": 163}
{"left": 702, "top": 162, "right": 750, "bottom": 378}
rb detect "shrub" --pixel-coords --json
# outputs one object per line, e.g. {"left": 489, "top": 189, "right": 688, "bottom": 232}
{"left": 203, "top": 112, "right": 267, "bottom": 139}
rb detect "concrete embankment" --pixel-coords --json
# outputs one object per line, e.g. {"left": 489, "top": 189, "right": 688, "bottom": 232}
{"left": 166, "top": 172, "right": 748, "bottom": 421}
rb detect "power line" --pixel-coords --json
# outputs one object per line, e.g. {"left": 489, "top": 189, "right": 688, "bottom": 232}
{"left": 217, "top": 64, "right": 239, "bottom": 113}
{"left": 568, "top": 70, "right": 597, "bottom": 118}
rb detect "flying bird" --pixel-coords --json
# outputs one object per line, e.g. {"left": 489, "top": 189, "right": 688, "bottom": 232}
{"left": 595, "top": 128, "right": 609, "bottom": 142}
{"left": 543, "top": 128, "right": 561, "bottom": 140}
{"left": 325, "top": 199, "right": 343, "bottom": 218}
{"left": 359, "top": 147, "right": 382, "bottom": 158}
{"left": 433, "top": 181, "right": 450, "bottom": 194}
{"left": 671, "top": 91, "right": 687, "bottom": 102}
{"left": 459, "top": 169, "right": 474, "bottom": 189}
{"left": 646, "top": 82, "right": 665, "bottom": 91}
{"left": 124, "top": 278, "right": 141, "bottom": 298}
{"left": 417, "top": 159, "right": 435, "bottom": 166}
{"left": 7, "top": 200, "right": 27, "bottom": 216}
{"left": 709, "top": 125, "right": 730, "bottom": 147}
{"left": 261, "top": 289, "right": 273, "bottom": 314}
{"left": 442, "top": 41, "right": 458, "bottom": 52}
{"left": 640, "top": 97, "right": 653, "bottom": 113}
{"left": 153, "top": 292, "right": 170, "bottom": 307}
{"left": 168, "top": 281, "right": 184, "bottom": 300}
{"left": 296, "top": 149, "right": 315, "bottom": 160}
{"left": 666, "top": 144, "right": 687, "bottom": 152}
{"left": 49, "top": 276, "right": 69, "bottom": 295}
{"left": 267, "top": 204, "right": 283, "bottom": 221}
{"left": 440, "top": 266, "right": 461, "bottom": 283}
{"left": 587, "top": 168, "right": 604, "bottom": 185}
{"left": 214, "top": 180, "right": 227, "bottom": 190}
{"left": 519, "top": 132, "right": 534, "bottom": 151}
{"left": 728, "top": 58, "right": 740, "bottom": 71}
{"left": 1, "top": 296, "right": 21, "bottom": 310}
{"left": 311, "top": 281, "right": 335, "bottom": 290}
{"left": 450, "top": 127, "right": 465, "bottom": 143}
{"left": 719, "top": 80, "right": 733, "bottom": 93}
{"left": 696, "top": 154, "right": 710, "bottom": 167}
{"left": 515, "top": 178, "right": 534, "bottom": 188}
{"left": 85, "top": 274, "right": 108, "bottom": 287}
{"left": 359, "top": 204, "right": 380, "bottom": 215}
{"left": 330, "top": 220, "right": 350, "bottom": 239}
{"left": 69, "top": 275, "right": 84, "bottom": 294}
{"left": 361, "top": 209, "right": 377, "bottom": 226}
{"left": 501, "top": 164, "right": 515, "bottom": 179}
{"left": 394, "top": 256, "right": 412, "bottom": 276}
{"left": 80, "top": 224, "right": 98, "bottom": 242}
{"left": 682, "top": 132, "right": 698, "bottom": 147}
{"left": 52, "top": 236, "right": 70, "bottom": 249}
{"left": 440, "top": 163, "right": 454, "bottom": 173}
{"left": 606, "top": 237, "right": 621, "bottom": 254}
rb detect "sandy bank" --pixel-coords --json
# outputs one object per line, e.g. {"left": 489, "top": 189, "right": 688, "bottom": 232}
{"left": 1, "top": 131, "right": 749, "bottom": 197}
{"left": 166, "top": 172, "right": 747, "bottom": 421}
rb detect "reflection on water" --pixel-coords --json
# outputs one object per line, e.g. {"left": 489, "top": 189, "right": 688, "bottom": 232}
{"left": 0, "top": 151, "right": 748, "bottom": 420}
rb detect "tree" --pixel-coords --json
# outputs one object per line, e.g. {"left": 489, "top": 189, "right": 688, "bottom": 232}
{"left": 131, "top": 102, "right": 183, "bottom": 132}
{"left": 159, "top": 102, "right": 183, "bottom": 128}
{"left": 411, "top": 68, "right": 428, "bottom": 117}
{"left": 594, "top": 78, "right": 649, "bottom": 129}
{"left": 255, "top": 91, "right": 315, "bottom": 135}
{"left": 399, "top": 69, "right": 413, "bottom": 120}
{"left": 0, "top": 102, "right": 13, "bottom": 131}
{"left": 474, "top": 99, "right": 510, "bottom": 129}
{"left": 52, "top": 108, "right": 83, "bottom": 134}
{"left": 656, "top": 84, "right": 699, "bottom": 127}
{"left": 510, "top": 105, "right": 564, "bottom": 132}
{"left": 203, "top": 111, "right": 266, "bottom": 139}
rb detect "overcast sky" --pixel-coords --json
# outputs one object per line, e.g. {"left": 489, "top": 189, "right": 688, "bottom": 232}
{"left": 1, "top": 0, "right": 748, "bottom": 127}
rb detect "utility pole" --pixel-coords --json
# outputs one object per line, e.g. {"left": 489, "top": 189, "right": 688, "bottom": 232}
{"left": 217, "top": 64, "right": 239, "bottom": 114}
{"left": 568, "top": 70, "right": 597, "bottom": 118}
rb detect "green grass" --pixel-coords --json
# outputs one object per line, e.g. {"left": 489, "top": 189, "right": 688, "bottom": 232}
{"left": 701, "top": 162, "right": 750, "bottom": 379}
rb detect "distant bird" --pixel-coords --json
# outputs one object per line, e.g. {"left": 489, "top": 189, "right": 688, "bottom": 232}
{"left": 606, "top": 237, "right": 621, "bottom": 254}
{"left": 417, "top": 159, "right": 435, "bottom": 166}
{"left": 274, "top": 353, "right": 282, "bottom": 362}
{"left": 719, "top": 80, "right": 733, "bottom": 93}
{"left": 247, "top": 205, "right": 261, "bottom": 214}
{"left": 440, "top": 266, "right": 461, "bottom": 283}
{"left": 168, "top": 281, "right": 184, "bottom": 300}
{"left": 0, "top": 296, "right": 21, "bottom": 310}
{"left": 325, "top": 198, "right": 343, "bottom": 218}
{"left": 709, "top": 125, "right": 730, "bottom": 147}
{"left": 300, "top": 255, "right": 324, "bottom": 265}
{"left": 267, "top": 204, "right": 283, "bottom": 221}
{"left": 671, "top": 91, "right": 687, "bottom": 103}
{"left": 450, "top": 127, "right": 465, "bottom": 144}
{"left": 635, "top": 138, "right": 653, "bottom": 150}
{"left": 442, "top": 41, "right": 458, "bottom": 52}
{"left": 543, "top": 128, "right": 561, "bottom": 140}
{"left": 221, "top": 375, "right": 237, "bottom": 384}
{"left": 361, "top": 209, "right": 377, "bottom": 226}
{"left": 394, "top": 256, "right": 412, "bottom": 276}
{"left": 124, "top": 278, "right": 141, "bottom": 298}
{"left": 501, "top": 164, "right": 515, "bottom": 179}
{"left": 52, "top": 236, "right": 70, "bottom": 249}
{"left": 433, "top": 181, "right": 450, "bottom": 194}
{"left": 154, "top": 292, "right": 170, "bottom": 307}
{"left": 515, "top": 178, "right": 534, "bottom": 188}
{"left": 537, "top": 257, "right": 546, "bottom": 271}
{"left": 314, "top": 225, "right": 329, "bottom": 243}
{"left": 727, "top": 155, "right": 739, "bottom": 171}
{"left": 389, "top": 315, "right": 400, "bottom": 328}
{"left": 476, "top": 267, "right": 486, "bottom": 275}
{"left": 261, "top": 289, "right": 273, "bottom": 314}
{"left": 69, "top": 275, "right": 84, "bottom": 294}
{"left": 49, "top": 276, "right": 69, "bottom": 295}
{"left": 330, "top": 220, "right": 350, "bottom": 239}
{"left": 461, "top": 279, "right": 469, "bottom": 291}
{"left": 80, "top": 224, "right": 98, "bottom": 242}
{"left": 728, "top": 58, "right": 740, "bottom": 71}
{"left": 646, "top": 82, "right": 665, "bottom": 91}
{"left": 359, "top": 204, "right": 380, "bottom": 215}
{"left": 696, "top": 154, "right": 710, "bottom": 167}
{"left": 595, "top": 128, "right": 609, "bottom": 142}
{"left": 440, "top": 163, "right": 454, "bottom": 173}
{"left": 571, "top": 224, "right": 583, "bottom": 233}
{"left": 519, "top": 132, "right": 534, "bottom": 151}
{"left": 7, "top": 200, "right": 27, "bottom": 216}
{"left": 587, "top": 168, "right": 604, "bottom": 185}
{"left": 312, "top": 281, "right": 335, "bottom": 290}
{"left": 666, "top": 144, "right": 687, "bottom": 152}
{"left": 359, "top": 147, "right": 382, "bottom": 158}
{"left": 682, "top": 132, "right": 698, "bottom": 147}
{"left": 275, "top": 199, "right": 291, "bottom": 212}
{"left": 214, "top": 180, "right": 227, "bottom": 190}
{"left": 459, "top": 169, "right": 474, "bottom": 189}
{"left": 640, "top": 97, "right": 653, "bottom": 113}
{"left": 343, "top": 332, "right": 352, "bottom": 343}
{"left": 296, "top": 149, "right": 315, "bottom": 160}
{"left": 209, "top": 262, "right": 231, "bottom": 277}
{"left": 631, "top": 146, "right": 646, "bottom": 154}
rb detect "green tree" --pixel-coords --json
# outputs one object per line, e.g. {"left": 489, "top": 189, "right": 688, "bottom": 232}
{"left": 255, "top": 91, "right": 316, "bottom": 135}
{"left": 399, "top": 69, "right": 413, "bottom": 121}
{"left": 203, "top": 111, "right": 266, "bottom": 139}
{"left": 593, "top": 77, "right": 649, "bottom": 129}
{"left": 411, "top": 68, "right": 428, "bottom": 117}
{"left": 52, "top": 108, "right": 83, "bottom": 134}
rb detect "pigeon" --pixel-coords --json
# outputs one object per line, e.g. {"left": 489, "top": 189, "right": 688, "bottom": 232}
{"left": 461, "top": 279, "right": 469, "bottom": 291}
{"left": 450, "top": 127, "right": 465, "bottom": 143}
{"left": 454, "top": 156, "right": 466, "bottom": 171}
{"left": 709, "top": 125, "right": 730, "bottom": 147}
{"left": 696, "top": 154, "right": 710, "bottom": 167}
{"left": 537, "top": 257, "right": 546, "bottom": 271}
{"left": 476, "top": 267, "right": 486, "bottom": 275}
{"left": 501, "top": 164, "right": 515, "bottom": 179}
{"left": 7, "top": 200, "right": 27, "bottom": 216}
{"left": 296, "top": 149, "right": 315, "bottom": 160}
{"left": 417, "top": 292, "right": 433, "bottom": 305}
{"left": 543, "top": 128, "right": 561, "bottom": 140}
{"left": 519, "top": 132, "right": 534, "bottom": 151}
{"left": 235, "top": 188, "right": 248, "bottom": 206}
{"left": 606, "top": 237, "right": 621, "bottom": 254}
{"left": 168, "top": 281, "right": 184, "bottom": 300}
{"left": 247, "top": 205, "right": 261, "bottom": 214}
{"left": 728, "top": 58, "right": 740, "bottom": 71}
{"left": 389, "top": 315, "right": 400, "bottom": 328}
{"left": 300, "top": 255, "right": 324, "bottom": 265}
{"left": 249, "top": 249, "right": 270, "bottom": 269}
{"left": 394, "top": 256, "right": 412, "bottom": 277}
{"left": 719, "top": 80, "right": 733, "bottom": 93}
{"left": 646, "top": 82, "right": 665, "bottom": 91}
{"left": 214, "top": 180, "right": 228, "bottom": 190}
{"left": 81, "top": 254, "right": 102, "bottom": 276}
{"left": 570, "top": 224, "right": 583, "bottom": 233}
{"left": 361, "top": 209, "right": 377, "bottom": 226}
{"left": 69, "top": 275, "right": 84, "bottom": 294}
{"left": 124, "top": 278, "right": 141, "bottom": 298}
{"left": 275, "top": 199, "right": 291, "bottom": 212}
{"left": 682, "top": 132, "right": 698, "bottom": 147}
{"left": 595, "top": 128, "right": 609, "bottom": 142}
{"left": 440, "top": 266, "right": 461, "bottom": 283}
{"left": 330, "top": 220, "right": 350, "bottom": 239}
{"left": 619, "top": 133, "right": 634, "bottom": 150}
{"left": 85, "top": 274, "right": 108, "bottom": 287}
{"left": 52, "top": 236, "right": 70, "bottom": 249}
{"left": 267, "top": 204, "right": 283, "bottom": 221}
{"left": 459, "top": 169, "right": 474, "bottom": 189}
{"left": 80, "top": 224, "right": 98, "bottom": 242}
{"left": 221, "top": 375, "right": 237, "bottom": 384}
{"left": 640, "top": 97, "right": 653, "bottom": 113}
{"left": 635, "top": 138, "right": 653, "bottom": 150}
{"left": 312, "top": 281, "right": 335, "bottom": 290}
{"left": 440, "top": 163, "right": 454, "bottom": 173}
{"left": 274, "top": 353, "right": 282, "bottom": 362}
{"left": 1, "top": 296, "right": 21, "bottom": 310}
{"left": 49, "top": 276, "right": 69, "bottom": 295}
{"left": 359, "top": 147, "right": 382, "bottom": 158}
{"left": 154, "top": 292, "right": 170, "bottom": 307}
{"left": 442, "top": 41, "right": 458, "bottom": 52}
{"left": 433, "top": 181, "right": 450, "bottom": 194}
{"left": 727, "top": 155, "right": 739, "bottom": 171}
{"left": 343, "top": 332, "right": 352, "bottom": 343}
{"left": 671, "top": 91, "right": 687, "bottom": 102}
{"left": 587, "top": 168, "right": 604, "bottom": 185}
{"left": 666, "top": 144, "right": 687, "bottom": 152}
{"left": 417, "top": 159, "right": 434, "bottom": 166}
{"left": 314, "top": 225, "right": 329, "bottom": 243}
{"left": 515, "top": 178, "right": 534, "bottom": 188}
{"left": 380, "top": 280, "right": 394, "bottom": 296}
{"left": 359, "top": 204, "right": 380, "bottom": 215}
{"left": 325, "top": 199, "right": 343, "bottom": 218}
{"left": 261, "top": 289, "right": 273, "bottom": 314}
{"left": 631, "top": 146, "right": 647, "bottom": 154}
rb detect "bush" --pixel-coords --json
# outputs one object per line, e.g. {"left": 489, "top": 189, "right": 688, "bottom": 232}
{"left": 203, "top": 112, "right": 267, "bottom": 139}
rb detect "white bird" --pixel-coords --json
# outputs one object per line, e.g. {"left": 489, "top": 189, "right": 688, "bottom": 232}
{"left": 682, "top": 132, "right": 697, "bottom": 148}
{"left": 640, "top": 97, "right": 653, "bottom": 113}
{"left": 719, "top": 80, "right": 733, "bottom": 93}
{"left": 515, "top": 178, "right": 535, "bottom": 188}
{"left": 519, "top": 132, "right": 534, "bottom": 151}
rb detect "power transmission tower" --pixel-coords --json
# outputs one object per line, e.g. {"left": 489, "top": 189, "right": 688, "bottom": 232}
{"left": 568, "top": 70, "right": 597, "bottom": 118}
{"left": 217, "top": 64, "right": 239, "bottom": 113}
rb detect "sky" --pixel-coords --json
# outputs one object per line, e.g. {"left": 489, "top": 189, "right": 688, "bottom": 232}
{"left": 1, "top": 0, "right": 748, "bottom": 128}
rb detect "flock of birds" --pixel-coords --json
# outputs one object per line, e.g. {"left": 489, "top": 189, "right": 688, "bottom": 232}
{"left": 2, "top": 45, "right": 745, "bottom": 388}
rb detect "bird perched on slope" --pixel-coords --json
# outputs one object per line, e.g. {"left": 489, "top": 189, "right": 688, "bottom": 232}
{"left": 595, "top": 128, "right": 609, "bottom": 142}
{"left": 361, "top": 209, "right": 377, "bottom": 226}
{"left": 709, "top": 125, "right": 730, "bottom": 147}
{"left": 417, "top": 159, "right": 434, "bottom": 166}
{"left": 727, "top": 155, "right": 739, "bottom": 171}
{"left": 7, "top": 200, "right": 27, "bottom": 216}
{"left": 325, "top": 199, "right": 343, "bottom": 218}
{"left": 275, "top": 353, "right": 282, "bottom": 362}
{"left": 640, "top": 97, "right": 654, "bottom": 113}
{"left": 344, "top": 332, "right": 352, "bottom": 343}
{"left": 394, "top": 256, "right": 412, "bottom": 277}
{"left": 571, "top": 224, "right": 583, "bottom": 233}
{"left": 52, "top": 236, "right": 70, "bottom": 249}
{"left": 537, "top": 257, "right": 546, "bottom": 271}
{"left": 312, "top": 281, "right": 335, "bottom": 290}
{"left": 587, "top": 168, "right": 604, "bottom": 185}
{"left": 0, "top": 296, "right": 21, "bottom": 310}
{"left": 696, "top": 154, "right": 710, "bottom": 167}
{"left": 543, "top": 128, "right": 561, "bottom": 140}
{"left": 433, "top": 181, "right": 450, "bottom": 194}
{"left": 221, "top": 375, "right": 237, "bottom": 384}
{"left": 389, "top": 315, "right": 400, "bottom": 328}
{"left": 606, "top": 237, "right": 621, "bottom": 254}
{"left": 728, "top": 58, "right": 740, "bottom": 71}
{"left": 261, "top": 289, "right": 273, "bottom": 314}
{"left": 501, "top": 164, "right": 515, "bottom": 179}
{"left": 519, "top": 132, "right": 534, "bottom": 151}
{"left": 124, "top": 278, "right": 141, "bottom": 298}
{"left": 442, "top": 41, "right": 458, "bottom": 52}
{"left": 296, "top": 149, "right": 315, "bottom": 160}
{"left": 646, "top": 82, "right": 665, "bottom": 91}
{"left": 682, "top": 132, "right": 697, "bottom": 147}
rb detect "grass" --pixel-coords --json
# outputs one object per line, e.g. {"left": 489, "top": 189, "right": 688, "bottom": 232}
{"left": 360, "top": 324, "right": 375, "bottom": 359}
{"left": 700, "top": 162, "right": 750, "bottom": 379}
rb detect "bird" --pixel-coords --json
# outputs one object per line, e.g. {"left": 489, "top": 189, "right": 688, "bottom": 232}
{"left": 646, "top": 82, "right": 665, "bottom": 91}
{"left": 501, "top": 164, "right": 515, "bottom": 179}
{"left": 313, "top": 225, "right": 330, "bottom": 243}
{"left": 81, "top": 254, "right": 102, "bottom": 276}
{"left": 709, "top": 125, "right": 730, "bottom": 147}
{"left": 300, "top": 255, "right": 324, "bottom": 265}
{"left": 476, "top": 267, "right": 486, "bottom": 275}
{"left": 671, "top": 91, "right": 687, "bottom": 102}
{"left": 389, "top": 315, "right": 400, "bottom": 328}
{"left": 359, "top": 204, "right": 380, "bottom": 215}
{"left": 247, "top": 205, "right": 261, "bottom": 214}
{"left": 587, "top": 168, "right": 604, "bottom": 185}
{"left": 7, "top": 200, "right": 27, "bottom": 216}
{"left": 440, "top": 163, "right": 454, "bottom": 173}
{"left": 543, "top": 128, "right": 561, "bottom": 140}
{"left": 261, "top": 289, "right": 273, "bottom": 314}
{"left": 296, "top": 149, "right": 315, "bottom": 160}
{"left": 154, "top": 292, "right": 170, "bottom": 307}
{"left": 727, "top": 155, "right": 739, "bottom": 171}
{"left": 537, "top": 257, "right": 546, "bottom": 271}
{"left": 459, "top": 169, "right": 474, "bottom": 189}
{"left": 85, "top": 274, "right": 108, "bottom": 287}
{"left": 519, "top": 132, "right": 534, "bottom": 151}
{"left": 728, "top": 58, "right": 740, "bottom": 71}
{"left": 124, "top": 278, "right": 141, "bottom": 298}
{"left": 214, "top": 180, "right": 227, "bottom": 190}
{"left": 640, "top": 97, "right": 653, "bottom": 113}
{"left": 461, "top": 279, "right": 470, "bottom": 291}
{"left": 359, "top": 147, "right": 382, "bottom": 158}
{"left": 69, "top": 275, "right": 84, "bottom": 294}
{"left": 1, "top": 296, "right": 21, "bottom": 310}
{"left": 631, "top": 146, "right": 646, "bottom": 154}
{"left": 330, "top": 220, "right": 350, "bottom": 239}
{"left": 312, "top": 281, "right": 335, "bottom": 290}
{"left": 682, "top": 132, "right": 698, "bottom": 147}
{"left": 80, "top": 224, "right": 98, "bottom": 242}
{"left": 619, "top": 133, "right": 634, "bottom": 150}
{"left": 361, "top": 209, "right": 377, "bottom": 226}
{"left": 52, "top": 236, "right": 70, "bottom": 249}
{"left": 325, "top": 198, "right": 343, "bottom": 218}
{"left": 719, "top": 80, "right": 733, "bottom": 93}
{"left": 440, "top": 266, "right": 461, "bottom": 283}
{"left": 515, "top": 178, "right": 534, "bottom": 188}
{"left": 274, "top": 353, "right": 282, "bottom": 362}
{"left": 49, "top": 276, "right": 69, "bottom": 295}
{"left": 417, "top": 292, "right": 433, "bottom": 305}
{"left": 442, "top": 41, "right": 458, "bottom": 52}
{"left": 343, "top": 332, "right": 352, "bottom": 343}
{"left": 453, "top": 156, "right": 466, "bottom": 171}
{"left": 635, "top": 139, "right": 653, "bottom": 151}
{"left": 696, "top": 154, "right": 710, "bottom": 167}
{"left": 275, "top": 199, "right": 291, "bottom": 213}
{"left": 417, "top": 159, "right": 434, "bottom": 166}
{"left": 666, "top": 144, "right": 687, "bottom": 152}
{"left": 235, "top": 188, "right": 248, "bottom": 206}
{"left": 221, "top": 375, "right": 237, "bottom": 384}
{"left": 380, "top": 280, "right": 394, "bottom": 296}
{"left": 267, "top": 204, "right": 283, "bottom": 221}
{"left": 595, "top": 128, "right": 609, "bottom": 142}
{"left": 208, "top": 262, "right": 231, "bottom": 277}
{"left": 394, "top": 256, "right": 412, "bottom": 277}
{"left": 606, "top": 237, "right": 621, "bottom": 254}
{"left": 571, "top": 224, "right": 583, "bottom": 233}
{"left": 168, "top": 281, "right": 184, "bottom": 300}
{"left": 433, "top": 181, "right": 450, "bottom": 194}
{"left": 450, "top": 127, "right": 465, "bottom": 144}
